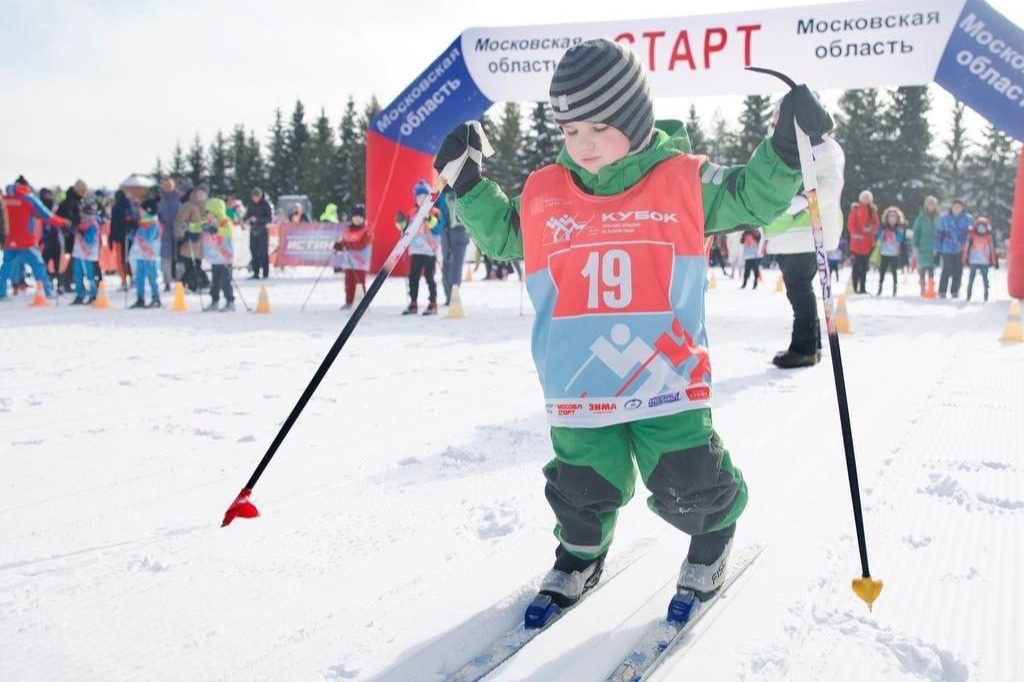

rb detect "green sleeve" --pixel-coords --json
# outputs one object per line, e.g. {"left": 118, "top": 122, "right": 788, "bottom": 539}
{"left": 701, "top": 140, "right": 802, "bottom": 235}
{"left": 454, "top": 178, "right": 524, "bottom": 261}
{"left": 911, "top": 216, "right": 922, "bottom": 249}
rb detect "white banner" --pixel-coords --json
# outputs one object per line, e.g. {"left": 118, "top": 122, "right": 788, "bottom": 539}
{"left": 462, "top": 0, "right": 963, "bottom": 101}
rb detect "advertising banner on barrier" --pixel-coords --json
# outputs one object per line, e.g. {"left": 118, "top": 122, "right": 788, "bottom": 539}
{"left": 272, "top": 223, "right": 345, "bottom": 267}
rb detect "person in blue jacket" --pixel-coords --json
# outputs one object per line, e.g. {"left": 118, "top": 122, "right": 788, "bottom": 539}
{"left": 934, "top": 199, "right": 972, "bottom": 299}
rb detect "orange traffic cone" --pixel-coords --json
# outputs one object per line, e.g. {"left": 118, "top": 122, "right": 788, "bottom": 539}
{"left": 447, "top": 284, "right": 466, "bottom": 319}
{"left": 29, "top": 282, "right": 49, "bottom": 307}
{"left": 708, "top": 270, "right": 717, "bottom": 291}
{"left": 170, "top": 282, "right": 188, "bottom": 312}
{"left": 1001, "top": 299, "right": 1023, "bottom": 343}
{"left": 93, "top": 281, "right": 111, "bottom": 309}
{"left": 255, "top": 284, "right": 271, "bottom": 314}
{"left": 464, "top": 265, "right": 473, "bottom": 282}
{"left": 775, "top": 273, "right": 785, "bottom": 293}
{"left": 835, "top": 295, "right": 852, "bottom": 334}
{"left": 924, "top": 277, "right": 937, "bottom": 299}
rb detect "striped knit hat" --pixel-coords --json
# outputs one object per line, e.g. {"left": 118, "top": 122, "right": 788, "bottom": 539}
{"left": 549, "top": 39, "right": 655, "bottom": 154}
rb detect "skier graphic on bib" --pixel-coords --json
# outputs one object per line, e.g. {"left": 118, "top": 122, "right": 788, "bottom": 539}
{"left": 432, "top": 38, "right": 835, "bottom": 623}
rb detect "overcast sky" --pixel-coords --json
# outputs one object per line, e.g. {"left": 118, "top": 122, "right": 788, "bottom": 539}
{"left": 3, "top": 0, "right": 1022, "bottom": 190}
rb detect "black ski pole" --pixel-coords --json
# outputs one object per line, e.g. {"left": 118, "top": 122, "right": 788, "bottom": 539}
{"left": 221, "top": 121, "right": 493, "bottom": 526}
{"left": 300, "top": 258, "right": 333, "bottom": 313}
{"left": 748, "top": 66, "right": 882, "bottom": 610}
{"left": 231, "top": 276, "right": 251, "bottom": 311}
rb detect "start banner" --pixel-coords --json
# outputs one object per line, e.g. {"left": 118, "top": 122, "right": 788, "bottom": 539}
{"left": 272, "top": 223, "right": 344, "bottom": 267}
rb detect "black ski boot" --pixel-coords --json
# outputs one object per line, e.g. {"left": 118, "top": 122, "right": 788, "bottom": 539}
{"left": 129, "top": 298, "right": 147, "bottom": 309}
{"left": 422, "top": 301, "right": 438, "bottom": 316}
{"left": 524, "top": 547, "right": 606, "bottom": 629}
{"left": 668, "top": 524, "right": 736, "bottom": 624}
{"left": 772, "top": 349, "right": 821, "bottom": 369}
{"left": 401, "top": 302, "right": 418, "bottom": 315}
{"left": 148, "top": 297, "right": 162, "bottom": 309}
{"left": 70, "top": 297, "right": 85, "bottom": 306}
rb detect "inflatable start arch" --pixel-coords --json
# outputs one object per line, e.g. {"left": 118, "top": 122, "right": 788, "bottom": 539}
{"left": 366, "top": 0, "right": 1024, "bottom": 296}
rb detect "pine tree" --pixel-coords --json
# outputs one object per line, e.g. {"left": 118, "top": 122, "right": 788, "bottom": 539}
{"left": 937, "top": 100, "right": 974, "bottom": 204}
{"left": 334, "top": 96, "right": 360, "bottom": 210}
{"left": 186, "top": 133, "right": 206, "bottom": 189}
{"left": 285, "top": 100, "right": 311, "bottom": 195}
{"left": 169, "top": 142, "right": 187, "bottom": 182}
{"left": 518, "top": 102, "right": 561, "bottom": 174}
{"left": 152, "top": 157, "right": 165, "bottom": 184}
{"left": 967, "top": 123, "right": 1018, "bottom": 240}
{"left": 230, "top": 125, "right": 264, "bottom": 197}
{"left": 684, "top": 104, "right": 707, "bottom": 154}
{"left": 348, "top": 95, "right": 381, "bottom": 208}
{"left": 207, "top": 131, "right": 230, "bottom": 197}
{"left": 304, "top": 108, "right": 337, "bottom": 216}
{"left": 706, "top": 109, "right": 738, "bottom": 166}
{"left": 834, "top": 88, "right": 886, "bottom": 212}
{"left": 877, "top": 86, "right": 935, "bottom": 213}
{"left": 266, "top": 108, "right": 288, "bottom": 202}
{"left": 246, "top": 131, "right": 265, "bottom": 193}
{"left": 491, "top": 102, "right": 525, "bottom": 195}
{"left": 728, "top": 95, "right": 771, "bottom": 163}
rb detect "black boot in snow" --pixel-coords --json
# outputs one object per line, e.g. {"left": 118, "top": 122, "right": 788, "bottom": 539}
{"left": 772, "top": 349, "right": 821, "bottom": 369}
{"left": 401, "top": 302, "right": 418, "bottom": 315}
{"left": 148, "top": 297, "right": 162, "bottom": 309}
{"left": 679, "top": 524, "right": 736, "bottom": 601}
{"left": 129, "top": 298, "right": 147, "bottom": 309}
{"left": 524, "top": 547, "right": 607, "bottom": 628}
{"left": 422, "top": 301, "right": 438, "bottom": 316}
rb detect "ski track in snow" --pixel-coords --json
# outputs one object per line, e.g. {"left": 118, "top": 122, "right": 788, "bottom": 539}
{"left": 1, "top": 269, "right": 1021, "bottom": 682}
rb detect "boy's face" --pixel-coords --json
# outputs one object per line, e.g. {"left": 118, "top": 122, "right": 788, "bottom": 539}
{"left": 351, "top": 215, "right": 364, "bottom": 226}
{"left": 952, "top": 203, "right": 963, "bottom": 215}
{"left": 562, "top": 122, "right": 630, "bottom": 174}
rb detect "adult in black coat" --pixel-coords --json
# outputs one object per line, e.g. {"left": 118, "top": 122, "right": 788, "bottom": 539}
{"left": 246, "top": 187, "right": 273, "bottom": 279}
{"left": 56, "top": 180, "right": 87, "bottom": 291}
{"left": 110, "top": 189, "right": 137, "bottom": 289}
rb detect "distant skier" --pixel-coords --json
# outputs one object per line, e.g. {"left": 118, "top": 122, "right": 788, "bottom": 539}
{"left": 396, "top": 180, "right": 442, "bottom": 315}
{"left": 128, "top": 207, "right": 162, "bottom": 308}
{"left": 202, "top": 198, "right": 236, "bottom": 312}
{"left": 935, "top": 199, "right": 972, "bottom": 299}
{"left": 847, "top": 190, "right": 879, "bottom": 294}
{"left": 911, "top": 195, "right": 940, "bottom": 296}
{"left": 0, "top": 176, "right": 68, "bottom": 302}
{"left": 333, "top": 203, "right": 372, "bottom": 310}
{"left": 963, "top": 216, "right": 997, "bottom": 302}
{"left": 70, "top": 201, "right": 101, "bottom": 305}
{"left": 875, "top": 207, "right": 906, "bottom": 298}
{"left": 433, "top": 38, "right": 833, "bottom": 621}
{"left": 739, "top": 228, "right": 763, "bottom": 289}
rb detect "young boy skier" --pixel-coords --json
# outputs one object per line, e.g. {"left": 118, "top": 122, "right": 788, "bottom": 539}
{"left": 433, "top": 39, "right": 832, "bottom": 620}
{"left": 333, "top": 203, "right": 373, "bottom": 310}
{"left": 396, "top": 181, "right": 442, "bottom": 315}
{"left": 128, "top": 207, "right": 162, "bottom": 308}
{"left": 70, "top": 201, "right": 101, "bottom": 305}
{"left": 202, "top": 198, "right": 236, "bottom": 312}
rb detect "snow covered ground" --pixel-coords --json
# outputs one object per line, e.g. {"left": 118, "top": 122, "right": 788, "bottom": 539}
{"left": 1, "top": 266, "right": 1021, "bottom": 682}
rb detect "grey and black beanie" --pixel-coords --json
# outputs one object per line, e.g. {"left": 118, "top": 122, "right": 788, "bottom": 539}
{"left": 549, "top": 38, "right": 655, "bottom": 154}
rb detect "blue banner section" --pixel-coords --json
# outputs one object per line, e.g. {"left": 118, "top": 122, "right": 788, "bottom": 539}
{"left": 371, "top": 36, "right": 494, "bottom": 155}
{"left": 935, "top": 0, "right": 1024, "bottom": 141}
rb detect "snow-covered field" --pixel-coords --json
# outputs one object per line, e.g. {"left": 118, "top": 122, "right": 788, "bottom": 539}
{"left": 1, "top": 266, "right": 1021, "bottom": 682}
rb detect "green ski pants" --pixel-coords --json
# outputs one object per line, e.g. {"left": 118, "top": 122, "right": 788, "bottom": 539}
{"left": 544, "top": 409, "right": 747, "bottom": 560}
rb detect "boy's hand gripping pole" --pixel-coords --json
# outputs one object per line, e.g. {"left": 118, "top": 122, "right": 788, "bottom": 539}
{"left": 221, "top": 121, "right": 493, "bottom": 528}
{"left": 747, "top": 66, "right": 882, "bottom": 610}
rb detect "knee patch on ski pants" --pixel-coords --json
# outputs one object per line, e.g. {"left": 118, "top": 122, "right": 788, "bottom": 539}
{"left": 545, "top": 410, "right": 747, "bottom": 561}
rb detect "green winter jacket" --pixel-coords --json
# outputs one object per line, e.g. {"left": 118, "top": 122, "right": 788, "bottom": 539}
{"left": 455, "top": 120, "right": 802, "bottom": 261}
{"left": 911, "top": 210, "right": 939, "bottom": 268}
